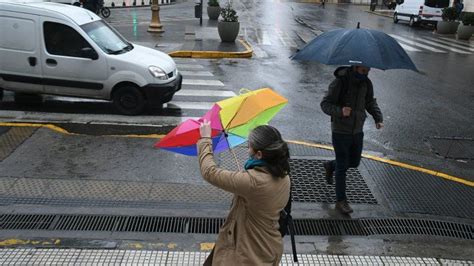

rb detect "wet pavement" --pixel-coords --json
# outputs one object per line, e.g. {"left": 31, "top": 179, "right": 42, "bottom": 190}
{"left": 1, "top": 0, "right": 473, "bottom": 263}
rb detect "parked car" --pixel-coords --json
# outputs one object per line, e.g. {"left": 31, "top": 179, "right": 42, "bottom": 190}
{"left": 393, "top": 0, "right": 449, "bottom": 27}
{"left": 0, "top": 2, "right": 182, "bottom": 115}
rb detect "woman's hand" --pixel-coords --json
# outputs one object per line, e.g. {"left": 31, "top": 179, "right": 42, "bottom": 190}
{"left": 200, "top": 119, "right": 212, "bottom": 138}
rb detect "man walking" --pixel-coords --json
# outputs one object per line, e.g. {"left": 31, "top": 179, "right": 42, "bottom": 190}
{"left": 320, "top": 0, "right": 325, "bottom": 8}
{"left": 320, "top": 66, "right": 383, "bottom": 214}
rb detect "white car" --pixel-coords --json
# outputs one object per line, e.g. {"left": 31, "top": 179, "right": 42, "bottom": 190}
{"left": 0, "top": 2, "right": 182, "bottom": 115}
{"left": 393, "top": 0, "right": 449, "bottom": 27}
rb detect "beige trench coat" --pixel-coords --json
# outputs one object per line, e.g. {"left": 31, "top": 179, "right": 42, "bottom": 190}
{"left": 197, "top": 138, "right": 291, "bottom": 266}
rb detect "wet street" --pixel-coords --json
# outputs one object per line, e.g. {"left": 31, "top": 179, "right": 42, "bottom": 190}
{"left": 2, "top": 1, "right": 473, "bottom": 178}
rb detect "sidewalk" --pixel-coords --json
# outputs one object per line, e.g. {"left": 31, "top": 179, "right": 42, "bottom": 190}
{"left": 106, "top": 2, "right": 252, "bottom": 58}
{"left": 0, "top": 125, "right": 473, "bottom": 262}
{"left": 1, "top": 249, "right": 472, "bottom": 265}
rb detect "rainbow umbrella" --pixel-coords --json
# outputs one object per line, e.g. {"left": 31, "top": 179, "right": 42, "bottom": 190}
{"left": 155, "top": 88, "right": 288, "bottom": 156}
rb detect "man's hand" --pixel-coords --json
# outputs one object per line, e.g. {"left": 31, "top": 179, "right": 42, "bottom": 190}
{"left": 200, "top": 119, "right": 212, "bottom": 138}
{"left": 376, "top": 122, "right": 384, "bottom": 129}
{"left": 342, "top": 107, "right": 352, "bottom": 117}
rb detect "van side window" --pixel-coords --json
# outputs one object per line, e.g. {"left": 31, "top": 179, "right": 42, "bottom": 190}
{"left": 44, "top": 22, "right": 93, "bottom": 58}
{"left": 424, "top": 0, "right": 449, "bottom": 8}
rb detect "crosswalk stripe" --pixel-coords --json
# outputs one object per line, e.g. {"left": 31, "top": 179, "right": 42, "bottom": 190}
{"left": 423, "top": 36, "right": 474, "bottom": 52}
{"left": 175, "top": 89, "right": 236, "bottom": 97}
{"left": 180, "top": 71, "right": 214, "bottom": 77}
{"left": 390, "top": 34, "right": 446, "bottom": 53}
{"left": 416, "top": 38, "right": 471, "bottom": 54}
{"left": 177, "top": 64, "right": 204, "bottom": 69}
{"left": 182, "top": 79, "right": 225, "bottom": 86}
{"left": 260, "top": 30, "right": 272, "bottom": 45}
{"left": 397, "top": 42, "right": 422, "bottom": 52}
{"left": 438, "top": 37, "right": 474, "bottom": 48}
{"left": 166, "top": 101, "right": 214, "bottom": 110}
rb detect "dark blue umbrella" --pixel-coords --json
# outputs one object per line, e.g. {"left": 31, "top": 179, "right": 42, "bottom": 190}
{"left": 291, "top": 24, "right": 418, "bottom": 71}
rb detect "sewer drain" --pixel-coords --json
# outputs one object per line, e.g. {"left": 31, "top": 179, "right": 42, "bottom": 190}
{"left": 290, "top": 159, "right": 377, "bottom": 204}
{"left": 1, "top": 214, "right": 472, "bottom": 240}
{"left": 217, "top": 150, "right": 378, "bottom": 204}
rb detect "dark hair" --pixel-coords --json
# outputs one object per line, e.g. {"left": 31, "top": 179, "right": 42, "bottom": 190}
{"left": 248, "top": 125, "right": 290, "bottom": 178}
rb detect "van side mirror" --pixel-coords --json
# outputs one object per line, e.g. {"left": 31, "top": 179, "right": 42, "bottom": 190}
{"left": 81, "top": 47, "right": 99, "bottom": 60}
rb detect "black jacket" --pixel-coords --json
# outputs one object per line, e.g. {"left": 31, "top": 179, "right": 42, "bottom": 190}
{"left": 320, "top": 67, "right": 383, "bottom": 134}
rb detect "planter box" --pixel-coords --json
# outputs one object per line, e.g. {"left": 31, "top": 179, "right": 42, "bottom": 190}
{"left": 437, "top": 21, "right": 460, "bottom": 34}
{"left": 218, "top": 21, "right": 240, "bottom": 42}
{"left": 456, "top": 23, "right": 474, "bottom": 40}
{"left": 207, "top": 6, "right": 220, "bottom": 20}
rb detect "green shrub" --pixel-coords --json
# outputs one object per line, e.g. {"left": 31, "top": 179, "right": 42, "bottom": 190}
{"left": 208, "top": 0, "right": 219, "bottom": 7}
{"left": 442, "top": 7, "right": 457, "bottom": 22}
{"left": 220, "top": 2, "right": 238, "bottom": 22}
{"left": 461, "top": 12, "right": 474, "bottom": 26}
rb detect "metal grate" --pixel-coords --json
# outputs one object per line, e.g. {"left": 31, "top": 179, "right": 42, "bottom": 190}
{"left": 217, "top": 149, "right": 377, "bottom": 204}
{"left": 290, "top": 159, "right": 377, "bottom": 204}
{"left": 0, "top": 214, "right": 55, "bottom": 230}
{"left": 361, "top": 218, "right": 473, "bottom": 240}
{"left": 1, "top": 214, "right": 472, "bottom": 240}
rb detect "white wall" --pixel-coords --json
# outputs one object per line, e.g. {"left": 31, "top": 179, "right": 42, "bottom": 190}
{"left": 463, "top": 0, "right": 473, "bottom": 12}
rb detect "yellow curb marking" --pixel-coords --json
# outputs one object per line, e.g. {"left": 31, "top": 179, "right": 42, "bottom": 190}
{"left": 0, "top": 238, "right": 61, "bottom": 247}
{"left": 167, "top": 243, "right": 177, "bottom": 249}
{"left": 200, "top": 242, "right": 215, "bottom": 251}
{"left": 129, "top": 243, "right": 144, "bottom": 249}
{"left": 1, "top": 122, "right": 472, "bottom": 187}
{"left": 168, "top": 39, "right": 253, "bottom": 59}
{"left": 287, "top": 140, "right": 474, "bottom": 187}
{"left": 0, "top": 239, "right": 30, "bottom": 246}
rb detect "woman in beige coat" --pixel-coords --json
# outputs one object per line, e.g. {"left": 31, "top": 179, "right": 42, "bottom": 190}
{"left": 198, "top": 121, "right": 291, "bottom": 266}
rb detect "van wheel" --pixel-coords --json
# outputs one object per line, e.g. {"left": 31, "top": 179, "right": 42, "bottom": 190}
{"left": 393, "top": 13, "right": 399, "bottom": 23}
{"left": 409, "top": 16, "right": 417, "bottom": 27}
{"left": 113, "top": 86, "right": 145, "bottom": 115}
{"left": 14, "top": 92, "right": 43, "bottom": 106}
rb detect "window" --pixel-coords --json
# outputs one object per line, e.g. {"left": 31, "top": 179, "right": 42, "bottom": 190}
{"left": 424, "top": 0, "right": 449, "bottom": 8}
{"left": 0, "top": 17, "right": 35, "bottom": 51}
{"left": 43, "top": 22, "right": 93, "bottom": 58}
{"left": 81, "top": 20, "right": 132, "bottom": 54}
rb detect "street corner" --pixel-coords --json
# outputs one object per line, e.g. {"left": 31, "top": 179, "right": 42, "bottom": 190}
{"left": 168, "top": 39, "right": 253, "bottom": 59}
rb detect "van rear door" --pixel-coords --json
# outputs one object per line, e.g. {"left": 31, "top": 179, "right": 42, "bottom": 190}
{"left": 423, "top": 0, "right": 449, "bottom": 20}
{"left": 0, "top": 11, "right": 44, "bottom": 93}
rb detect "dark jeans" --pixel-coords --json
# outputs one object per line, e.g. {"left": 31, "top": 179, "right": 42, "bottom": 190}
{"left": 329, "top": 132, "right": 364, "bottom": 201}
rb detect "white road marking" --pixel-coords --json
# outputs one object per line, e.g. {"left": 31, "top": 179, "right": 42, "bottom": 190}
{"left": 182, "top": 79, "right": 225, "bottom": 86}
{"left": 180, "top": 71, "right": 214, "bottom": 77}
{"left": 438, "top": 37, "right": 474, "bottom": 48}
{"left": 176, "top": 64, "right": 204, "bottom": 70}
{"left": 165, "top": 101, "right": 215, "bottom": 110}
{"left": 423, "top": 36, "right": 474, "bottom": 52}
{"left": 396, "top": 42, "right": 422, "bottom": 52}
{"left": 417, "top": 38, "right": 472, "bottom": 54}
{"left": 390, "top": 34, "right": 446, "bottom": 53}
{"left": 175, "top": 90, "right": 236, "bottom": 97}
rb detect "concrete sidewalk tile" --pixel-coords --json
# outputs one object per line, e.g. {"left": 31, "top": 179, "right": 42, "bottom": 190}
{"left": 0, "top": 178, "right": 17, "bottom": 195}
{"left": 8, "top": 178, "right": 49, "bottom": 197}
{"left": 113, "top": 181, "right": 153, "bottom": 201}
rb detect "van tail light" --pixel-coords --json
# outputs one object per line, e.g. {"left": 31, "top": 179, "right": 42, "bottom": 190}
{"left": 419, "top": 5, "right": 423, "bottom": 15}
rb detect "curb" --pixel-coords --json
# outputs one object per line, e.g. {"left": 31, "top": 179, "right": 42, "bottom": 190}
{"left": 366, "top": 10, "right": 394, "bottom": 18}
{"left": 1, "top": 122, "right": 472, "bottom": 187}
{"left": 168, "top": 39, "right": 253, "bottom": 59}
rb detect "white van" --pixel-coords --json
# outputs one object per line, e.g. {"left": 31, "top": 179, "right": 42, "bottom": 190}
{"left": 0, "top": 2, "right": 182, "bottom": 115}
{"left": 393, "top": 0, "right": 449, "bottom": 27}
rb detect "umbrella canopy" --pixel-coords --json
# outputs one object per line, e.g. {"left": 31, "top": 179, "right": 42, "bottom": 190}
{"left": 291, "top": 26, "right": 417, "bottom": 71}
{"left": 155, "top": 88, "right": 288, "bottom": 156}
